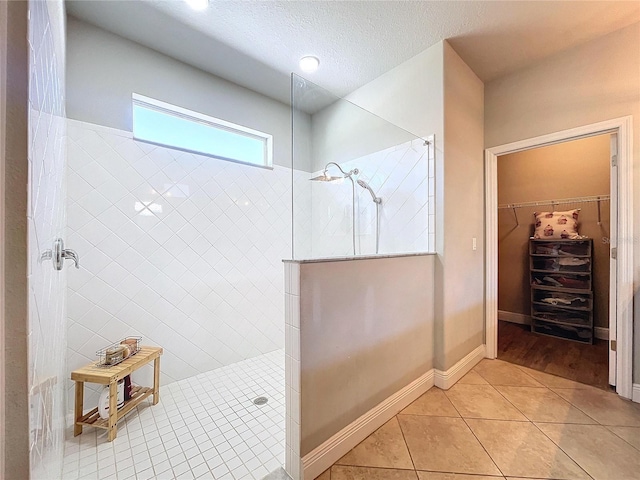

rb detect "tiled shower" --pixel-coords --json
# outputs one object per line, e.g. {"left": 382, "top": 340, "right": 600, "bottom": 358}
{"left": 61, "top": 119, "right": 300, "bottom": 479}
{"left": 65, "top": 119, "right": 293, "bottom": 412}
{"left": 303, "top": 139, "right": 434, "bottom": 258}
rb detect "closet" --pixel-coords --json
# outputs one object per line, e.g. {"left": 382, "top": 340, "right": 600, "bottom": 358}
{"left": 496, "top": 134, "right": 611, "bottom": 389}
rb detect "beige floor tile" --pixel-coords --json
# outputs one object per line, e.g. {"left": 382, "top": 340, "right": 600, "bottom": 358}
{"left": 331, "top": 465, "right": 418, "bottom": 480}
{"left": 417, "top": 472, "right": 504, "bottom": 479}
{"left": 401, "top": 388, "right": 460, "bottom": 417}
{"left": 444, "top": 384, "right": 527, "bottom": 421}
{"left": 537, "top": 422, "right": 640, "bottom": 480}
{"left": 466, "top": 419, "right": 590, "bottom": 479}
{"left": 607, "top": 426, "right": 640, "bottom": 450}
{"left": 316, "top": 470, "right": 331, "bottom": 480}
{"left": 553, "top": 387, "right": 640, "bottom": 426}
{"left": 494, "top": 385, "right": 596, "bottom": 424}
{"left": 336, "top": 417, "right": 414, "bottom": 469}
{"left": 473, "top": 359, "right": 544, "bottom": 387}
{"left": 457, "top": 370, "right": 489, "bottom": 385}
{"left": 514, "top": 366, "right": 594, "bottom": 389}
{"left": 397, "top": 415, "right": 501, "bottom": 476}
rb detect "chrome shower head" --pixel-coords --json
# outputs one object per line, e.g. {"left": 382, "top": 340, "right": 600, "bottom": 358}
{"left": 309, "top": 174, "right": 343, "bottom": 182}
{"left": 357, "top": 179, "right": 382, "bottom": 204}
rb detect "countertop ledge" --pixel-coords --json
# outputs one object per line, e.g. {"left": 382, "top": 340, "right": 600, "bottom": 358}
{"left": 283, "top": 252, "right": 435, "bottom": 264}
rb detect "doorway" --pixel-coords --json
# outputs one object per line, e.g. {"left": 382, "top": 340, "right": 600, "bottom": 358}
{"left": 496, "top": 134, "right": 611, "bottom": 389}
{"left": 485, "top": 117, "right": 634, "bottom": 399}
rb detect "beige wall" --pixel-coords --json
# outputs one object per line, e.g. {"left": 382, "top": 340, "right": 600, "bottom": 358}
{"left": 498, "top": 135, "right": 611, "bottom": 329}
{"left": 1, "top": 1, "right": 30, "bottom": 478}
{"left": 438, "top": 42, "right": 485, "bottom": 370}
{"left": 345, "top": 43, "right": 444, "bottom": 141}
{"left": 486, "top": 22, "right": 640, "bottom": 380}
{"left": 299, "top": 255, "right": 435, "bottom": 455}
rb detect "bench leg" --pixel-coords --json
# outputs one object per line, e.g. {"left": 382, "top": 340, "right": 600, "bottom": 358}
{"left": 74, "top": 381, "right": 84, "bottom": 436}
{"left": 153, "top": 356, "right": 160, "bottom": 405}
{"left": 107, "top": 381, "right": 118, "bottom": 441}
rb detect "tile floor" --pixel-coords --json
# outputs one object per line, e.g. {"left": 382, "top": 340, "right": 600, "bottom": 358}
{"left": 61, "top": 350, "right": 284, "bottom": 480}
{"left": 318, "top": 359, "right": 640, "bottom": 480}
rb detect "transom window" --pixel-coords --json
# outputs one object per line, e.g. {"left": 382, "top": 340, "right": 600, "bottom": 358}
{"left": 132, "top": 93, "right": 273, "bottom": 168}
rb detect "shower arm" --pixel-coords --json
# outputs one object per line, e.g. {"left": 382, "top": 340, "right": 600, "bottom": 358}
{"left": 323, "top": 162, "right": 359, "bottom": 178}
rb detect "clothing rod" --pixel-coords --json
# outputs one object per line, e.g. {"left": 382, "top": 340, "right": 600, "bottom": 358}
{"left": 498, "top": 194, "right": 610, "bottom": 210}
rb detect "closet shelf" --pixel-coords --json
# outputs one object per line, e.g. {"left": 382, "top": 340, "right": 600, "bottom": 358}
{"left": 531, "top": 284, "right": 591, "bottom": 295}
{"left": 531, "top": 316, "right": 591, "bottom": 329}
{"left": 531, "top": 301, "right": 591, "bottom": 312}
{"left": 530, "top": 253, "right": 591, "bottom": 259}
{"left": 530, "top": 268, "right": 591, "bottom": 275}
{"left": 499, "top": 194, "right": 609, "bottom": 210}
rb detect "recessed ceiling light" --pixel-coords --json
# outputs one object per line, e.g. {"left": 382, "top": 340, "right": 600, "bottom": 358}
{"left": 299, "top": 56, "right": 320, "bottom": 73}
{"left": 185, "top": 0, "right": 208, "bottom": 11}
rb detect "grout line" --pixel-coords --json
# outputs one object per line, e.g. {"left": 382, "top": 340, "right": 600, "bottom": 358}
{"left": 477, "top": 369, "right": 596, "bottom": 480}
{"left": 530, "top": 421, "right": 596, "bottom": 480}
{"left": 544, "top": 388, "right": 601, "bottom": 425}
{"left": 604, "top": 425, "right": 640, "bottom": 453}
{"left": 394, "top": 414, "right": 418, "bottom": 473}
{"left": 442, "top": 389, "right": 506, "bottom": 479}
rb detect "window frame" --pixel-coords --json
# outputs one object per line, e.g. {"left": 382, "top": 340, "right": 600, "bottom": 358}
{"left": 132, "top": 93, "right": 273, "bottom": 169}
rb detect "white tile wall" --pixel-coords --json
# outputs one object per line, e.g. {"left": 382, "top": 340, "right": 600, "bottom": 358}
{"left": 28, "top": 0, "right": 68, "bottom": 478}
{"left": 283, "top": 262, "right": 301, "bottom": 480}
{"left": 66, "top": 119, "right": 300, "bottom": 417}
{"left": 62, "top": 350, "right": 284, "bottom": 480}
{"left": 295, "top": 138, "right": 435, "bottom": 259}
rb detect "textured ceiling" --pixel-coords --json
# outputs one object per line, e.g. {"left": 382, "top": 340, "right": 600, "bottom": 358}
{"left": 66, "top": 1, "right": 640, "bottom": 105}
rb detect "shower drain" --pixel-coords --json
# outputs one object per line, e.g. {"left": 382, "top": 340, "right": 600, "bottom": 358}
{"left": 253, "top": 396, "right": 269, "bottom": 406}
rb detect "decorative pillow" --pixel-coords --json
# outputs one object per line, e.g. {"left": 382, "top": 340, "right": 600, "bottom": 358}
{"left": 533, "top": 209, "right": 581, "bottom": 239}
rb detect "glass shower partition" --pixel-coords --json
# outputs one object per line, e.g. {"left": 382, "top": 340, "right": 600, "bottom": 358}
{"left": 291, "top": 74, "right": 435, "bottom": 260}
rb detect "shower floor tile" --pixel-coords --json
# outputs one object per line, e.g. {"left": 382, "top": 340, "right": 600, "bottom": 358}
{"left": 60, "top": 350, "right": 284, "bottom": 480}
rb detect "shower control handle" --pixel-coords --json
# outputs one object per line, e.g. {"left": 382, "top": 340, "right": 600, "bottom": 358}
{"left": 45, "top": 238, "right": 80, "bottom": 270}
{"left": 62, "top": 247, "right": 80, "bottom": 270}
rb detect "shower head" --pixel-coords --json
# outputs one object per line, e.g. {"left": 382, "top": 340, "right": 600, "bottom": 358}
{"left": 357, "top": 179, "right": 382, "bottom": 204}
{"left": 309, "top": 174, "right": 343, "bottom": 182}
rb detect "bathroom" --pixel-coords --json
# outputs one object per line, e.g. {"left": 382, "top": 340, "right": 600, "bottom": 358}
{"left": 20, "top": 0, "right": 451, "bottom": 479}
{"left": 6, "top": 0, "right": 639, "bottom": 479}
{"left": 26, "top": 0, "right": 604, "bottom": 477}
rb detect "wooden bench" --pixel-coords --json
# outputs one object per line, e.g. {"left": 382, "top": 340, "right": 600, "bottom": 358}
{"left": 71, "top": 346, "right": 163, "bottom": 441}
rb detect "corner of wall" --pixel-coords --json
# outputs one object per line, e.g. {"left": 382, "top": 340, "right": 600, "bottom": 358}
{"left": 438, "top": 41, "right": 486, "bottom": 371}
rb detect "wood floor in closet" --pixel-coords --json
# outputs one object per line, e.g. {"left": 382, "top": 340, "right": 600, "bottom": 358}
{"left": 497, "top": 320, "right": 610, "bottom": 390}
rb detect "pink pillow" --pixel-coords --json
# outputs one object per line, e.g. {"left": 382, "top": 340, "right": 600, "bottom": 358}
{"left": 533, "top": 209, "right": 581, "bottom": 239}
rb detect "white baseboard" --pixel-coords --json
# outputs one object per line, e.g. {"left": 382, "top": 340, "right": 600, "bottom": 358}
{"left": 435, "top": 344, "right": 486, "bottom": 390}
{"left": 301, "top": 369, "right": 435, "bottom": 480}
{"left": 498, "top": 310, "right": 530, "bottom": 325}
{"left": 301, "top": 344, "right": 488, "bottom": 479}
{"left": 594, "top": 327, "right": 609, "bottom": 341}
{"left": 499, "top": 311, "right": 609, "bottom": 340}
{"left": 632, "top": 384, "right": 640, "bottom": 404}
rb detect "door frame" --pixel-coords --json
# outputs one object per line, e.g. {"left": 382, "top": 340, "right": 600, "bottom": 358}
{"left": 484, "top": 116, "right": 634, "bottom": 399}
